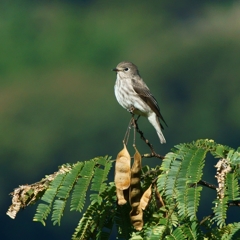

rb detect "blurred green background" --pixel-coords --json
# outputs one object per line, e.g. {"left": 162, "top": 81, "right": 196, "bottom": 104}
{"left": 2, "top": 0, "right": 240, "bottom": 239}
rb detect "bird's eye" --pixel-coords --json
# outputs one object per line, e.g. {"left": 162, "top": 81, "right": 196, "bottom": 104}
{"left": 124, "top": 68, "right": 129, "bottom": 72}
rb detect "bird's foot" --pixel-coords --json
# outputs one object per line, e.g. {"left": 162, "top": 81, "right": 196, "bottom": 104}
{"left": 128, "top": 106, "right": 135, "bottom": 114}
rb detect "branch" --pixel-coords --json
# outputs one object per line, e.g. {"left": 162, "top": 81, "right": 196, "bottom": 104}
{"left": 200, "top": 201, "right": 240, "bottom": 225}
{"left": 6, "top": 165, "right": 71, "bottom": 219}
{"left": 132, "top": 118, "right": 164, "bottom": 160}
{"left": 228, "top": 201, "right": 240, "bottom": 207}
{"left": 197, "top": 180, "right": 217, "bottom": 190}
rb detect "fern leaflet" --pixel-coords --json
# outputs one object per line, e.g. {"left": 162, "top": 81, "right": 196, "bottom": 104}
{"left": 90, "top": 156, "right": 112, "bottom": 204}
{"left": 70, "top": 160, "right": 96, "bottom": 211}
{"left": 33, "top": 172, "right": 67, "bottom": 225}
{"left": 226, "top": 173, "right": 240, "bottom": 201}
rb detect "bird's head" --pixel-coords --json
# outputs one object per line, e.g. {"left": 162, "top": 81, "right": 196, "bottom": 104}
{"left": 112, "top": 61, "right": 140, "bottom": 78}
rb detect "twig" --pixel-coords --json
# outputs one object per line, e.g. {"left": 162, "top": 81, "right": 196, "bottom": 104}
{"left": 197, "top": 180, "right": 217, "bottom": 190}
{"left": 228, "top": 201, "right": 240, "bottom": 207}
{"left": 123, "top": 118, "right": 133, "bottom": 145}
{"left": 200, "top": 213, "right": 214, "bottom": 225}
{"left": 133, "top": 118, "right": 164, "bottom": 160}
{"left": 199, "top": 201, "right": 240, "bottom": 226}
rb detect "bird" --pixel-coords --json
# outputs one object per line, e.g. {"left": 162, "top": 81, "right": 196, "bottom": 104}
{"left": 113, "top": 61, "right": 167, "bottom": 144}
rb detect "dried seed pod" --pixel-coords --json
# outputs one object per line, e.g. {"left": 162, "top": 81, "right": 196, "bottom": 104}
{"left": 129, "top": 147, "right": 143, "bottom": 230}
{"left": 114, "top": 143, "right": 131, "bottom": 190}
{"left": 116, "top": 188, "right": 128, "bottom": 205}
{"left": 130, "top": 205, "right": 143, "bottom": 231}
{"left": 129, "top": 147, "right": 142, "bottom": 205}
{"left": 154, "top": 183, "right": 165, "bottom": 209}
{"left": 140, "top": 184, "right": 152, "bottom": 210}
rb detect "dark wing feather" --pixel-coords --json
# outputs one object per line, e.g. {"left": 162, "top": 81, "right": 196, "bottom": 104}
{"left": 131, "top": 79, "right": 168, "bottom": 128}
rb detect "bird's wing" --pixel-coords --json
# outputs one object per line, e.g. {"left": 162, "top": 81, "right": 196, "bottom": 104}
{"left": 131, "top": 78, "right": 168, "bottom": 128}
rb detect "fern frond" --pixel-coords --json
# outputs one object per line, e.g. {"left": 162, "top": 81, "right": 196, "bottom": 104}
{"left": 165, "top": 227, "right": 185, "bottom": 240}
{"left": 70, "top": 160, "right": 96, "bottom": 211}
{"left": 33, "top": 203, "right": 51, "bottom": 226}
{"left": 176, "top": 145, "right": 206, "bottom": 220}
{"left": 167, "top": 211, "right": 179, "bottom": 228}
{"left": 33, "top": 172, "right": 67, "bottom": 225}
{"left": 90, "top": 157, "right": 112, "bottom": 204}
{"left": 226, "top": 173, "right": 240, "bottom": 201}
{"left": 186, "top": 186, "right": 202, "bottom": 220}
{"left": 72, "top": 183, "right": 116, "bottom": 240}
{"left": 212, "top": 196, "right": 228, "bottom": 228}
{"left": 129, "top": 234, "right": 143, "bottom": 240}
{"left": 220, "top": 222, "right": 240, "bottom": 240}
{"left": 158, "top": 152, "right": 177, "bottom": 196}
{"left": 181, "top": 222, "right": 201, "bottom": 240}
{"left": 52, "top": 199, "right": 66, "bottom": 226}
{"left": 144, "top": 225, "right": 167, "bottom": 239}
{"left": 72, "top": 203, "right": 98, "bottom": 240}
{"left": 95, "top": 183, "right": 116, "bottom": 240}
{"left": 57, "top": 162, "right": 84, "bottom": 200}
{"left": 52, "top": 162, "right": 84, "bottom": 225}
{"left": 228, "top": 150, "right": 240, "bottom": 165}
{"left": 163, "top": 157, "right": 182, "bottom": 201}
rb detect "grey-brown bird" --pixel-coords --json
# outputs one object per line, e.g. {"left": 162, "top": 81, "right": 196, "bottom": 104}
{"left": 113, "top": 61, "right": 167, "bottom": 144}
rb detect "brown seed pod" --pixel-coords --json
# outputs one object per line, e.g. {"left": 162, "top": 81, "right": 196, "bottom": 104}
{"left": 114, "top": 143, "right": 131, "bottom": 190}
{"left": 130, "top": 205, "right": 143, "bottom": 231}
{"left": 129, "top": 147, "right": 142, "bottom": 205}
{"left": 129, "top": 147, "right": 143, "bottom": 230}
{"left": 154, "top": 183, "right": 165, "bottom": 210}
{"left": 140, "top": 184, "right": 152, "bottom": 210}
{"left": 116, "top": 188, "right": 128, "bottom": 205}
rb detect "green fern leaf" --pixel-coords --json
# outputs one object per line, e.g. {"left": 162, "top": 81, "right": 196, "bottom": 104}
{"left": 90, "top": 156, "right": 112, "bottom": 204}
{"left": 226, "top": 173, "right": 240, "bottom": 201}
{"left": 57, "top": 162, "right": 84, "bottom": 200}
{"left": 186, "top": 186, "right": 202, "bottom": 220}
{"left": 33, "top": 203, "right": 51, "bottom": 226}
{"left": 70, "top": 160, "right": 96, "bottom": 211}
{"left": 181, "top": 222, "right": 200, "bottom": 240}
{"left": 72, "top": 184, "right": 116, "bottom": 240}
{"left": 221, "top": 222, "right": 240, "bottom": 240}
{"left": 176, "top": 145, "right": 206, "bottom": 220}
{"left": 228, "top": 150, "right": 240, "bottom": 165}
{"left": 52, "top": 199, "right": 66, "bottom": 226}
{"left": 72, "top": 203, "right": 98, "bottom": 240}
{"left": 144, "top": 225, "right": 167, "bottom": 239}
{"left": 165, "top": 227, "right": 185, "bottom": 240}
{"left": 33, "top": 172, "right": 67, "bottom": 225}
{"left": 95, "top": 183, "right": 116, "bottom": 240}
{"left": 42, "top": 172, "right": 67, "bottom": 204}
{"left": 212, "top": 197, "right": 228, "bottom": 228}
{"left": 130, "top": 235, "right": 144, "bottom": 240}
{"left": 51, "top": 162, "right": 84, "bottom": 225}
{"left": 164, "top": 157, "right": 182, "bottom": 200}
{"left": 158, "top": 152, "right": 177, "bottom": 196}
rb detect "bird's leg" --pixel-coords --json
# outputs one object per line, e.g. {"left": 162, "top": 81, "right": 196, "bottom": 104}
{"left": 135, "top": 115, "right": 141, "bottom": 122}
{"left": 128, "top": 105, "right": 135, "bottom": 114}
{"left": 130, "top": 113, "right": 138, "bottom": 147}
{"left": 131, "top": 112, "right": 137, "bottom": 146}
{"left": 123, "top": 117, "right": 133, "bottom": 145}
{"left": 124, "top": 106, "right": 141, "bottom": 146}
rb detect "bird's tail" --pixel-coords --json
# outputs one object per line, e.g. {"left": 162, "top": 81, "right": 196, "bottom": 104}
{"left": 147, "top": 113, "right": 166, "bottom": 144}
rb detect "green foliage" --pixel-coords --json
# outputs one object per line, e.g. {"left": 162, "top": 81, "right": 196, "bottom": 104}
{"left": 33, "top": 172, "right": 67, "bottom": 226}
{"left": 33, "top": 156, "right": 112, "bottom": 227}
{"left": 2, "top": 2, "right": 240, "bottom": 239}
{"left": 15, "top": 140, "right": 240, "bottom": 239}
{"left": 226, "top": 173, "right": 240, "bottom": 201}
{"left": 156, "top": 139, "right": 240, "bottom": 239}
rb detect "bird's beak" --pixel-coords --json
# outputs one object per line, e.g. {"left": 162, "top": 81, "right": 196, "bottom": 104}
{"left": 112, "top": 68, "right": 119, "bottom": 72}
